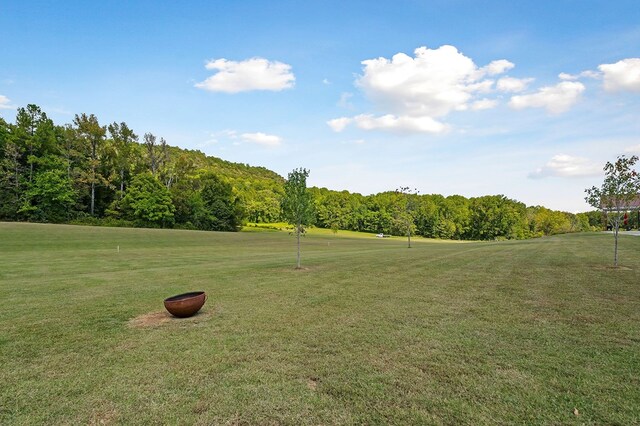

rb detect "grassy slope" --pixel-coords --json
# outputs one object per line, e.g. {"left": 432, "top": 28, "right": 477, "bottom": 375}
{"left": 0, "top": 223, "right": 639, "bottom": 425}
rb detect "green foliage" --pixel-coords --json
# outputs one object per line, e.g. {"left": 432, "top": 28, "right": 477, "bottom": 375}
{"left": 281, "top": 168, "right": 314, "bottom": 268}
{"left": 468, "top": 195, "right": 529, "bottom": 240}
{"left": 391, "top": 187, "right": 419, "bottom": 247}
{"left": 18, "top": 168, "right": 77, "bottom": 222}
{"left": 281, "top": 168, "right": 315, "bottom": 231}
{"left": 73, "top": 113, "right": 107, "bottom": 216}
{"left": 198, "top": 172, "right": 244, "bottom": 231}
{"left": 574, "top": 212, "right": 594, "bottom": 232}
{"left": 0, "top": 103, "right": 605, "bottom": 241}
{"left": 585, "top": 155, "right": 640, "bottom": 266}
{"left": 121, "top": 172, "right": 175, "bottom": 227}
{"left": 585, "top": 155, "right": 640, "bottom": 216}
{"left": 107, "top": 121, "right": 138, "bottom": 197}
{"left": 528, "top": 206, "right": 573, "bottom": 236}
{"left": 583, "top": 210, "right": 604, "bottom": 229}
{"left": 0, "top": 124, "right": 24, "bottom": 219}
{"left": 170, "top": 179, "right": 207, "bottom": 229}
{"left": 0, "top": 104, "right": 282, "bottom": 230}
{"left": 0, "top": 116, "right": 9, "bottom": 156}
{"left": 312, "top": 187, "right": 364, "bottom": 231}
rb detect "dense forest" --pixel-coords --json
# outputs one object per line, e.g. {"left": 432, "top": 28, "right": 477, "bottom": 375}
{"left": 0, "top": 104, "right": 605, "bottom": 239}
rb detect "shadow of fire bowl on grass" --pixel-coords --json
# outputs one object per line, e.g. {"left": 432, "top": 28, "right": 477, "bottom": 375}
{"left": 592, "top": 265, "right": 633, "bottom": 271}
{"left": 127, "top": 309, "right": 212, "bottom": 328}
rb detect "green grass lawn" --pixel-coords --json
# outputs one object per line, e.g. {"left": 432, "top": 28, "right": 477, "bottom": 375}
{"left": 1, "top": 222, "right": 639, "bottom": 425}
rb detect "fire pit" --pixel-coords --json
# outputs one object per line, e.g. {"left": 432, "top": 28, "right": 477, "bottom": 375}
{"left": 163, "top": 291, "right": 207, "bottom": 318}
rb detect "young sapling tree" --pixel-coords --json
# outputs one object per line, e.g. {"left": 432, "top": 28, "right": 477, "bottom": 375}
{"left": 281, "top": 168, "right": 314, "bottom": 269}
{"left": 585, "top": 155, "right": 640, "bottom": 267}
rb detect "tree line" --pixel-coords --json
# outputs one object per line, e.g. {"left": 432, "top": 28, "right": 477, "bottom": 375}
{"left": 310, "top": 187, "right": 599, "bottom": 240}
{"left": 0, "top": 104, "right": 282, "bottom": 230}
{"left": 1, "top": 104, "right": 600, "bottom": 239}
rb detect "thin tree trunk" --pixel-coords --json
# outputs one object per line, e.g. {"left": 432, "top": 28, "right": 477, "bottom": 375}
{"left": 91, "top": 141, "right": 97, "bottom": 215}
{"left": 296, "top": 222, "right": 301, "bottom": 269}
{"left": 91, "top": 181, "right": 95, "bottom": 216}
{"left": 614, "top": 225, "right": 619, "bottom": 267}
{"left": 120, "top": 168, "right": 125, "bottom": 198}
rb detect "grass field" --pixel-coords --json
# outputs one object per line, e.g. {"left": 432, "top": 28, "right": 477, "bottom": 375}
{"left": 1, "top": 222, "right": 639, "bottom": 425}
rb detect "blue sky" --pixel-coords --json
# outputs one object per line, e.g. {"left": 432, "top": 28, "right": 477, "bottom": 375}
{"left": 1, "top": 0, "right": 639, "bottom": 212}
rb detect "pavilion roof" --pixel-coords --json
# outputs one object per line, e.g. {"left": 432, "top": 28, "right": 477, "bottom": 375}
{"left": 601, "top": 194, "right": 640, "bottom": 211}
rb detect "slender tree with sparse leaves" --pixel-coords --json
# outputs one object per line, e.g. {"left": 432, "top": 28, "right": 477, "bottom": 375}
{"left": 281, "top": 168, "right": 314, "bottom": 269}
{"left": 73, "top": 113, "right": 106, "bottom": 216}
{"left": 395, "top": 186, "right": 419, "bottom": 248}
{"left": 585, "top": 155, "right": 640, "bottom": 267}
{"left": 107, "top": 122, "right": 138, "bottom": 198}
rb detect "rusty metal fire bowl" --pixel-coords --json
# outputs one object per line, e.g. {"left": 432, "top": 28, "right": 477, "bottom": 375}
{"left": 163, "top": 291, "right": 207, "bottom": 318}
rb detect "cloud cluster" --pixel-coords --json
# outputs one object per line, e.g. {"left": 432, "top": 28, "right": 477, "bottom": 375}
{"left": 356, "top": 45, "right": 510, "bottom": 118}
{"left": 496, "top": 76, "right": 534, "bottom": 93}
{"left": 199, "top": 129, "right": 283, "bottom": 149}
{"left": 509, "top": 81, "right": 585, "bottom": 114}
{"left": 192, "top": 50, "right": 639, "bottom": 142}
{"left": 240, "top": 132, "right": 282, "bottom": 147}
{"left": 325, "top": 44, "right": 640, "bottom": 134}
{"left": 599, "top": 58, "right": 640, "bottom": 92}
{"left": 0, "top": 95, "right": 13, "bottom": 109}
{"left": 195, "top": 57, "right": 295, "bottom": 93}
{"left": 529, "top": 154, "right": 602, "bottom": 179}
{"left": 328, "top": 114, "right": 447, "bottom": 134}
{"left": 511, "top": 57, "right": 639, "bottom": 116}
{"left": 328, "top": 45, "right": 513, "bottom": 134}
{"left": 326, "top": 45, "right": 592, "bottom": 134}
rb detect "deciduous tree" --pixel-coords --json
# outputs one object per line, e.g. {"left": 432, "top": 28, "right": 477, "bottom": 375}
{"left": 73, "top": 113, "right": 106, "bottom": 216}
{"left": 15, "top": 104, "right": 49, "bottom": 182}
{"left": 107, "top": 122, "right": 138, "bottom": 198}
{"left": 394, "top": 187, "right": 419, "bottom": 247}
{"left": 585, "top": 155, "right": 640, "bottom": 267}
{"left": 19, "top": 168, "right": 77, "bottom": 222}
{"left": 199, "top": 172, "right": 244, "bottom": 231}
{"left": 281, "top": 168, "right": 314, "bottom": 269}
{"left": 121, "top": 172, "right": 175, "bottom": 227}
{"left": 143, "top": 132, "right": 159, "bottom": 175}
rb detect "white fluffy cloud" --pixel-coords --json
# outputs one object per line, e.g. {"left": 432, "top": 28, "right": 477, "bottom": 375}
{"left": 558, "top": 70, "right": 600, "bottom": 81}
{"left": 327, "top": 117, "right": 352, "bottom": 132}
{"left": 598, "top": 58, "right": 640, "bottom": 92}
{"left": 195, "top": 57, "right": 295, "bottom": 93}
{"left": 509, "top": 81, "right": 585, "bottom": 114}
{"left": 240, "top": 132, "right": 282, "bottom": 147}
{"left": 201, "top": 129, "right": 282, "bottom": 148}
{"left": 529, "top": 154, "right": 602, "bottom": 179}
{"left": 329, "top": 114, "right": 447, "bottom": 134}
{"left": 0, "top": 95, "right": 13, "bottom": 109}
{"left": 497, "top": 77, "right": 534, "bottom": 93}
{"left": 470, "top": 98, "right": 498, "bottom": 110}
{"left": 481, "top": 59, "right": 515, "bottom": 76}
{"left": 357, "top": 45, "right": 507, "bottom": 117}
{"left": 329, "top": 45, "right": 513, "bottom": 134}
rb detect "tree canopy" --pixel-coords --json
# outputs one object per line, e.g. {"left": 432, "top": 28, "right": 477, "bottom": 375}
{"left": 585, "top": 155, "right": 640, "bottom": 266}
{"left": 0, "top": 104, "right": 600, "bottom": 240}
{"left": 281, "top": 168, "right": 314, "bottom": 268}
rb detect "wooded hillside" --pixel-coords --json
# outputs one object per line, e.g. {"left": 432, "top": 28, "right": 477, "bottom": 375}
{"left": 0, "top": 104, "right": 600, "bottom": 239}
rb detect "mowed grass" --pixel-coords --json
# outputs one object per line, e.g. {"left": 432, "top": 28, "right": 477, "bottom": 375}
{"left": 1, "top": 223, "right": 639, "bottom": 425}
